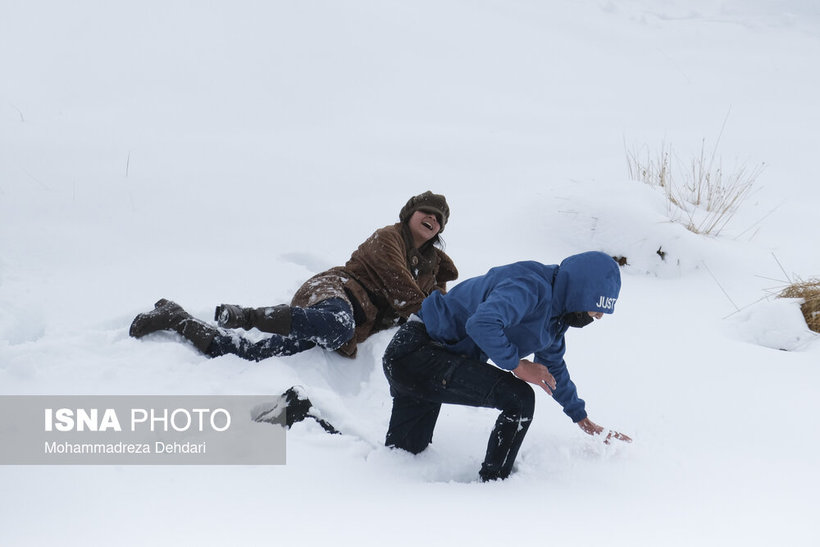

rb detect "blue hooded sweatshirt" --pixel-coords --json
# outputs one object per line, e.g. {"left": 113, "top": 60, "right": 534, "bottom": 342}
{"left": 417, "top": 251, "right": 621, "bottom": 422}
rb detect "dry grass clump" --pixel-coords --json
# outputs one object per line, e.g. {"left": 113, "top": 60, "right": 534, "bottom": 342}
{"left": 779, "top": 279, "right": 820, "bottom": 333}
{"left": 625, "top": 116, "right": 765, "bottom": 237}
{"left": 625, "top": 139, "right": 764, "bottom": 237}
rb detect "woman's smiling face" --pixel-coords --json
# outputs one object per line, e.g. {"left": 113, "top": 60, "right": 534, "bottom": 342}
{"left": 407, "top": 209, "right": 441, "bottom": 247}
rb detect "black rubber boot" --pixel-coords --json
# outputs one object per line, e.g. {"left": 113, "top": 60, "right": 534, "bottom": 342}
{"left": 215, "top": 304, "right": 292, "bottom": 335}
{"left": 130, "top": 299, "right": 190, "bottom": 338}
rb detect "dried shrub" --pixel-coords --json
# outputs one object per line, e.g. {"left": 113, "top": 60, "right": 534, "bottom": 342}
{"left": 625, "top": 116, "right": 764, "bottom": 237}
{"left": 779, "top": 279, "right": 820, "bottom": 333}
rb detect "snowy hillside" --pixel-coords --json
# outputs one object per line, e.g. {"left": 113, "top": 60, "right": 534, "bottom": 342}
{"left": 2, "top": 1, "right": 819, "bottom": 545}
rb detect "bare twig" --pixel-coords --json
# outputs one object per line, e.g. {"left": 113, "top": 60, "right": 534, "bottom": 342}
{"left": 771, "top": 253, "right": 792, "bottom": 285}
{"left": 702, "top": 261, "right": 739, "bottom": 311}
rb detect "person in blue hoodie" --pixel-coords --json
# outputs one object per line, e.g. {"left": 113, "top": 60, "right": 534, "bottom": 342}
{"left": 382, "top": 251, "right": 632, "bottom": 482}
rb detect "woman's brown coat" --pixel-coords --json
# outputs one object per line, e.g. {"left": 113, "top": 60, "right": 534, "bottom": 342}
{"left": 291, "top": 223, "right": 458, "bottom": 357}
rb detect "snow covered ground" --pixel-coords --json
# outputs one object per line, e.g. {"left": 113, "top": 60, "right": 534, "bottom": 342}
{"left": 2, "top": 1, "right": 819, "bottom": 545}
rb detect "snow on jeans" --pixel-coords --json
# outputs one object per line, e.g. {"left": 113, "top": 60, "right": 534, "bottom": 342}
{"left": 383, "top": 321, "right": 535, "bottom": 481}
{"left": 208, "top": 298, "right": 356, "bottom": 361}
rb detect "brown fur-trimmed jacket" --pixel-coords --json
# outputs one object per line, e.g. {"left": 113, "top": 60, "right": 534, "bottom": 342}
{"left": 291, "top": 223, "right": 458, "bottom": 357}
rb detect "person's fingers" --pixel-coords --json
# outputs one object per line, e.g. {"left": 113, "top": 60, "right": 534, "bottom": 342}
{"left": 603, "top": 430, "right": 633, "bottom": 444}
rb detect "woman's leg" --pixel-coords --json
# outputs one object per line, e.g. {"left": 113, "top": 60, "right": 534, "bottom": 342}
{"left": 208, "top": 298, "right": 356, "bottom": 361}
{"left": 288, "top": 298, "right": 355, "bottom": 351}
{"left": 215, "top": 297, "right": 355, "bottom": 351}
{"left": 207, "top": 332, "right": 318, "bottom": 360}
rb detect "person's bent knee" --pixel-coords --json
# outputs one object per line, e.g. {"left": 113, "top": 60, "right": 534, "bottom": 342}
{"left": 305, "top": 298, "right": 356, "bottom": 351}
{"left": 320, "top": 313, "right": 355, "bottom": 350}
{"left": 496, "top": 379, "right": 536, "bottom": 420}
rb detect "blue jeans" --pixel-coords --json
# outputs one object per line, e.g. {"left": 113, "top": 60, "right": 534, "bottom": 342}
{"left": 208, "top": 298, "right": 355, "bottom": 361}
{"left": 383, "top": 321, "right": 535, "bottom": 481}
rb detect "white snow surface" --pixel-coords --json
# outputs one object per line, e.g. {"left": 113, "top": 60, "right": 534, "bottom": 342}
{"left": 2, "top": 1, "right": 820, "bottom": 545}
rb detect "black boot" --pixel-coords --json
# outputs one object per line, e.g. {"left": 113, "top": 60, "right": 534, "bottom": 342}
{"left": 130, "top": 299, "right": 218, "bottom": 355}
{"left": 214, "top": 304, "right": 292, "bottom": 335}
{"left": 254, "top": 387, "right": 340, "bottom": 434}
{"left": 178, "top": 318, "right": 219, "bottom": 354}
{"left": 130, "top": 299, "right": 190, "bottom": 338}
{"left": 214, "top": 304, "right": 253, "bottom": 330}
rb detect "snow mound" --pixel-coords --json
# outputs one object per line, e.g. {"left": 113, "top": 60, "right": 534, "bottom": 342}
{"left": 727, "top": 297, "right": 819, "bottom": 351}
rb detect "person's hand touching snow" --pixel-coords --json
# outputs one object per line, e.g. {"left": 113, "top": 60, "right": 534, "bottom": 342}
{"left": 577, "top": 417, "right": 632, "bottom": 444}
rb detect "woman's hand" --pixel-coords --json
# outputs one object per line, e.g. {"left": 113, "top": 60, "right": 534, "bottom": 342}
{"left": 577, "top": 417, "right": 632, "bottom": 444}
{"left": 512, "top": 359, "right": 556, "bottom": 395}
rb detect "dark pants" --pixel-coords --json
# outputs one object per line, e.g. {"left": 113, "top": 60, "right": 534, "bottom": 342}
{"left": 208, "top": 298, "right": 356, "bottom": 361}
{"left": 383, "top": 321, "right": 535, "bottom": 481}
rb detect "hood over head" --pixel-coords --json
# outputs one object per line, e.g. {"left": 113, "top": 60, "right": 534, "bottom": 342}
{"left": 553, "top": 251, "right": 621, "bottom": 315}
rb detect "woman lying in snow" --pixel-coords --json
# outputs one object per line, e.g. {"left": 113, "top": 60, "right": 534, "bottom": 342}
{"left": 129, "top": 191, "right": 458, "bottom": 361}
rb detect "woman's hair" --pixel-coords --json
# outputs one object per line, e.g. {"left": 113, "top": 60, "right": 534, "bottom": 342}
{"left": 425, "top": 233, "right": 444, "bottom": 250}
